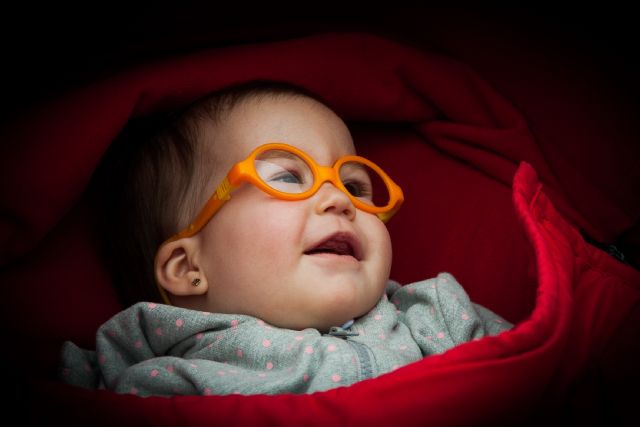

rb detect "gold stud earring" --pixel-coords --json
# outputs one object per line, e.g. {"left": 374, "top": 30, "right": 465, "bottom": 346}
{"left": 191, "top": 278, "right": 201, "bottom": 287}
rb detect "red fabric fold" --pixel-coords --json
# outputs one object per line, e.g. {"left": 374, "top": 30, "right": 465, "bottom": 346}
{"left": 1, "top": 32, "right": 638, "bottom": 425}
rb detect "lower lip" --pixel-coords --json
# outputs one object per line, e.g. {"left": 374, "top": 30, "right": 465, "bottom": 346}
{"left": 304, "top": 253, "right": 360, "bottom": 264}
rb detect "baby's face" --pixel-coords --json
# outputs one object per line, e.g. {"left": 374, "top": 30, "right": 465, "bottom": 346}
{"left": 197, "top": 95, "right": 392, "bottom": 331}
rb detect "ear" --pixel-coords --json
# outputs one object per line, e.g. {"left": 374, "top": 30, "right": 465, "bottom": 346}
{"left": 154, "top": 237, "right": 209, "bottom": 301}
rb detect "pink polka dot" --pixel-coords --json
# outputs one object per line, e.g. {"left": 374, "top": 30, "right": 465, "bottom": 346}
{"left": 217, "top": 371, "right": 225, "bottom": 376}
{"left": 494, "top": 318, "right": 504, "bottom": 324}
{"left": 108, "top": 330, "right": 116, "bottom": 338}
{"left": 262, "top": 339, "right": 271, "bottom": 348}
{"left": 304, "top": 346, "right": 314, "bottom": 354}
{"left": 207, "top": 343, "right": 214, "bottom": 349}
{"left": 399, "top": 345, "right": 408, "bottom": 351}
{"left": 303, "top": 374, "right": 309, "bottom": 382}
{"left": 190, "top": 363, "right": 197, "bottom": 368}
{"left": 391, "top": 364, "right": 400, "bottom": 371}
{"left": 175, "top": 318, "right": 184, "bottom": 328}
{"left": 374, "top": 314, "right": 382, "bottom": 321}
{"left": 130, "top": 387, "right": 138, "bottom": 395}
{"left": 430, "top": 283, "right": 437, "bottom": 289}
{"left": 216, "top": 334, "right": 224, "bottom": 341}
{"left": 155, "top": 327, "right": 163, "bottom": 336}
{"left": 407, "top": 287, "right": 415, "bottom": 294}
{"left": 258, "top": 373, "right": 267, "bottom": 378}
{"left": 203, "top": 388, "right": 212, "bottom": 395}
{"left": 98, "top": 354, "right": 106, "bottom": 365}
{"left": 257, "top": 320, "right": 265, "bottom": 326}
{"left": 196, "top": 333, "right": 204, "bottom": 340}
{"left": 166, "top": 365, "right": 174, "bottom": 373}
{"left": 147, "top": 303, "right": 157, "bottom": 309}
{"left": 331, "top": 374, "right": 342, "bottom": 383}
{"left": 231, "top": 319, "right": 239, "bottom": 328}
{"left": 150, "top": 369, "right": 159, "bottom": 377}
{"left": 461, "top": 313, "right": 470, "bottom": 320}
{"left": 294, "top": 335, "right": 304, "bottom": 341}
{"left": 266, "top": 362, "right": 274, "bottom": 370}
{"left": 236, "top": 349, "right": 244, "bottom": 358}
{"left": 437, "top": 332, "right": 445, "bottom": 339}
{"left": 327, "top": 344, "right": 336, "bottom": 352}
{"left": 378, "top": 333, "right": 386, "bottom": 340}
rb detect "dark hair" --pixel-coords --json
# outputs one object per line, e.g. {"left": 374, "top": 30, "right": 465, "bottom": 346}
{"left": 92, "top": 81, "right": 330, "bottom": 307}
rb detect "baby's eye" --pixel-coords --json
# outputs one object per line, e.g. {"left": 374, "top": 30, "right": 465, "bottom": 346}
{"left": 255, "top": 157, "right": 312, "bottom": 194}
{"left": 343, "top": 179, "right": 373, "bottom": 200}
{"left": 270, "top": 171, "right": 303, "bottom": 184}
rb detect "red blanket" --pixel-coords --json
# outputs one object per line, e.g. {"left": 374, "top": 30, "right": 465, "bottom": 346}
{"left": 1, "top": 32, "right": 638, "bottom": 425}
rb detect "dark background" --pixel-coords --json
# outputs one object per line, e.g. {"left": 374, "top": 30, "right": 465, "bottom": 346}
{"left": 3, "top": 2, "right": 638, "bottom": 258}
{"left": 1, "top": 3, "right": 639, "bottom": 121}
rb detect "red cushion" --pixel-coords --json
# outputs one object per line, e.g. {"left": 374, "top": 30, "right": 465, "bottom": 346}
{"left": 1, "top": 32, "right": 638, "bottom": 425}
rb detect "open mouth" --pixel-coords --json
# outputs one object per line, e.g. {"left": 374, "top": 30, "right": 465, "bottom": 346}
{"left": 304, "top": 232, "right": 362, "bottom": 261}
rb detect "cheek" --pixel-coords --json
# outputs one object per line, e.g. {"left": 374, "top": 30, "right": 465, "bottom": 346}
{"left": 365, "top": 218, "right": 393, "bottom": 273}
{"left": 205, "top": 197, "right": 305, "bottom": 271}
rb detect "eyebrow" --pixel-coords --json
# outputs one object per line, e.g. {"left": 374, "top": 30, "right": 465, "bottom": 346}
{"left": 258, "top": 150, "right": 301, "bottom": 161}
{"left": 340, "top": 162, "right": 368, "bottom": 174}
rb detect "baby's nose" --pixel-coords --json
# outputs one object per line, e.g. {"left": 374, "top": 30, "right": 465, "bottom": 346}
{"left": 314, "top": 183, "right": 356, "bottom": 220}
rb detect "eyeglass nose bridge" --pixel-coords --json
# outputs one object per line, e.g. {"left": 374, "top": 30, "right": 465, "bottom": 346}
{"left": 311, "top": 164, "right": 349, "bottom": 198}
{"left": 308, "top": 161, "right": 395, "bottom": 219}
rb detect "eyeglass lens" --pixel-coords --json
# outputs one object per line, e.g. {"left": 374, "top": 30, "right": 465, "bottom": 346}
{"left": 254, "top": 149, "right": 390, "bottom": 207}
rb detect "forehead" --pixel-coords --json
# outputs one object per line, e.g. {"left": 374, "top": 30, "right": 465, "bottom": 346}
{"left": 209, "top": 94, "right": 355, "bottom": 168}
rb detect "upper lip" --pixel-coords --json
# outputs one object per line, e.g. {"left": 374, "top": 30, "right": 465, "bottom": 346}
{"left": 304, "top": 231, "right": 363, "bottom": 261}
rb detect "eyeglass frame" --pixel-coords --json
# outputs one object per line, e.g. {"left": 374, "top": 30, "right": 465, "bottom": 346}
{"left": 162, "top": 142, "right": 404, "bottom": 247}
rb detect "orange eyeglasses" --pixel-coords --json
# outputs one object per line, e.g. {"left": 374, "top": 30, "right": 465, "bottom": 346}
{"left": 163, "top": 142, "right": 404, "bottom": 246}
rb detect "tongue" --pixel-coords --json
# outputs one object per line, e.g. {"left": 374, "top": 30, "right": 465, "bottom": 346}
{"left": 309, "top": 240, "right": 350, "bottom": 256}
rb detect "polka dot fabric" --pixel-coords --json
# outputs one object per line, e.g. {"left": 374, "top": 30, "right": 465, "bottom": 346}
{"left": 60, "top": 274, "right": 511, "bottom": 396}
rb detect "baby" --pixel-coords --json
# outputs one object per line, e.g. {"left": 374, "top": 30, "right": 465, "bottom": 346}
{"left": 60, "top": 81, "right": 512, "bottom": 396}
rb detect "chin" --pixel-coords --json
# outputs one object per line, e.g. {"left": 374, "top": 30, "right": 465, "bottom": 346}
{"left": 318, "top": 278, "right": 362, "bottom": 305}
{"left": 317, "top": 289, "right": 378, "bottom": 325}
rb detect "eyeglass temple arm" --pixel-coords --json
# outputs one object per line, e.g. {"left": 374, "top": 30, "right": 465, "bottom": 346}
{"left": 163, "top": 177, "right": 235, "bottom": 245}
